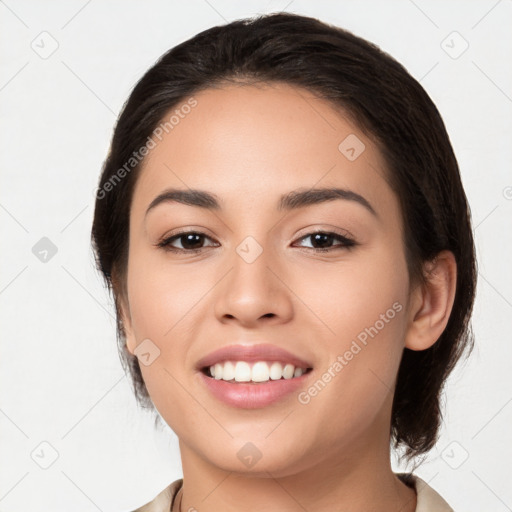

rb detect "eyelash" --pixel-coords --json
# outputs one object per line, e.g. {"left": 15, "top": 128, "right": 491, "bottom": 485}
{"left": 155, "top": 229, "right": 357, "bottom": 254}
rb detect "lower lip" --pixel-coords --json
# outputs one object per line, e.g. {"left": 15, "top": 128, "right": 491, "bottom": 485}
{"left": 198, "top": 371, "right": 312, "bottom": 409}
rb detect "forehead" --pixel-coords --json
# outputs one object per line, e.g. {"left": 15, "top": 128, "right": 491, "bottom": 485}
{"left": 131, "top": 82, "right": 396, "bottom": 220}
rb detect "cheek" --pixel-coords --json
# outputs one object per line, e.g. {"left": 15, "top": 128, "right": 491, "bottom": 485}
{"left": 124, "top": 245, "right": 225, "bottom": 416}
{"left": 290, "top": 245, "right": 409, "bottom": 348}
{"left": 127, "top": 261, "right": 201, "bottom": 432}
{"left": 126, "top": 247, "right": 210, "bottom": 341}
{"left": 290, "top": 246, "right": 409, "bottom": 413}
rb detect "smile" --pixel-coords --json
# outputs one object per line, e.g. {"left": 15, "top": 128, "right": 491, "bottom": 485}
{"left": 204, "top": 360, "right": 312, "bottom": 383}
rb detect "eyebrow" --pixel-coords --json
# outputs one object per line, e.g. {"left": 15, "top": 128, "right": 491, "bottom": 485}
{"left": 145, "top": 187, "right": 377, "bottom": 218}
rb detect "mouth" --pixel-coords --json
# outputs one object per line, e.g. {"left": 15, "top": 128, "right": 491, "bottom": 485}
{"left": 198, "top": 362, "right": 314, "bottom": 409}
{"left": 200, "top": 360, "right": 314, "bottom": 384}
{"left": 195, "top": 344, "right": 315, "bottom": 409}
{"left": 195, "top": 344, "right": 313, "bottom": 409}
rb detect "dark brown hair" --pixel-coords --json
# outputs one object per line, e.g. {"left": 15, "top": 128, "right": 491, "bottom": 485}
{"left": 91, "top": 12, "right": 476, "bottom": 466}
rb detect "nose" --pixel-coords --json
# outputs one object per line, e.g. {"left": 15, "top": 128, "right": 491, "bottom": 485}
{"left": 213, "top": 242, "right": 294, "bottom": 328}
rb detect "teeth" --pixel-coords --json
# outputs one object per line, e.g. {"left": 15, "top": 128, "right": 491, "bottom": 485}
{"left": 208, "top": 361, "right": 308, "bottom": 382}
{"left": 222, "top": 361, "right": 235, "bottom": 381}
{"left": 282, "top": 363, "right": 295, "bottom": 379}
{"left": 269, "top": 362, "right": 282, "bottom": 380}
{"left": 251, "top": 361, "right": 269, "bottom": 382}
{"left": 234, "top": 361, "right": 252, "bottom": 382}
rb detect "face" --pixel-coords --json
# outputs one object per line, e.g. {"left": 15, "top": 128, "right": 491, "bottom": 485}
{"left": 121, "top": 82, "right": 416, "bottom": 476}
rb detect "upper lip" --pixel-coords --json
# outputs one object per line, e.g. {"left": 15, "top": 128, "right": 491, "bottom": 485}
{"left": 195, "top": 343, "right": 314, "bottom": 370}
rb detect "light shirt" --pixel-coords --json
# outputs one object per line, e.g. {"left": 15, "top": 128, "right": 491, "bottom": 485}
{"left": 130, "top": 473, "right": 454, "bottom": 511}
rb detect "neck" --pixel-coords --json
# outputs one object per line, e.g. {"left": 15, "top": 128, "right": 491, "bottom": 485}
{"left": 176, "top": 407, "right": 417, "bottom": 512}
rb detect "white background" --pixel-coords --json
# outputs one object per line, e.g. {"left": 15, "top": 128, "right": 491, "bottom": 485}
{"left": 1, "top": 1, "right": 511, "bottom": 511}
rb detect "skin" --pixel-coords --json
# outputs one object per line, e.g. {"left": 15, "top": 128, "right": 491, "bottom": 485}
{"left": 119, "top": 82, "right": 457, "bottom": 512}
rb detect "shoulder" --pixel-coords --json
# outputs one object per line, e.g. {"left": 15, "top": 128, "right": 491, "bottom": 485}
{"left": 130, "top": 478, "right": 182, "bottom": 512}
{"left": 396, "top": 472, "right": 455, "bottom": 512}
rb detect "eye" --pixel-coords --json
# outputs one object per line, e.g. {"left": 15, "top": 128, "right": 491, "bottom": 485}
{"left": 156, "top": 230, "right": 219, "bottom": 253}
{"left": 293, "top": 230, "right": 357, "bottom": 252}
{"left": 155, "top": 229, "right": 357, "bottom": 254}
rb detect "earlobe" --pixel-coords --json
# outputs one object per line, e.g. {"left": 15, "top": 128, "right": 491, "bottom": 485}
{"left": 404, "top": 250, "right": 457, "bottom": 351}
{"left": 117, "top": 293, "right": 137, "bottom": 356}
{"left": 112, "top": 270, "right": 137, "bottom": 355}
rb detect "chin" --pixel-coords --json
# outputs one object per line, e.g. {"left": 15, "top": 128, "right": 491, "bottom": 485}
{"left": 198, "top": 437, "right": 314, "bottom": 478}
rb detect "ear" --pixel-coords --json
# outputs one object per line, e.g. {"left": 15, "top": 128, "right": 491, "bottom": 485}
{"left": 117, "top": 294, "right": 137, "bottom": 356}
{"left": 112, "top": 271, "right": 137, "bottom": 356}
{"left": 404, "top": 250, "right": 457, "bottom": 351}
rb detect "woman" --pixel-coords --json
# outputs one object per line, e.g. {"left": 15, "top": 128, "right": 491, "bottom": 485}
{"left": 91, "top": 12, "right": 476, "bottom": 512}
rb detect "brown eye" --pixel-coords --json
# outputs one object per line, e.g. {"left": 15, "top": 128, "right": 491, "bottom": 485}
{"left": 294, "top": 231, "right": 356, "bottom": 251}
{"left": 156, "top": 231, "right": 218, "bottom": 253}
{"left": 156, "top": 229, "right": 356, "bottom": 254}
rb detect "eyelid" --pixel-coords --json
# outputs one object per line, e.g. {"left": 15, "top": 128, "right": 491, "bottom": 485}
{"left": 155, "top": 227, "right": 358, "bottom": 253}
{"left": 294, "top": 224, "right": 356, "bottom": 242}
{"left": 292, "top": 229, "right": 357, "bottom": 251}
{"left": 155, "top": 227, "right": 220, "bottom": 250}
{"left": 156, "top": 226, "right": 217, "bottom": 243}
